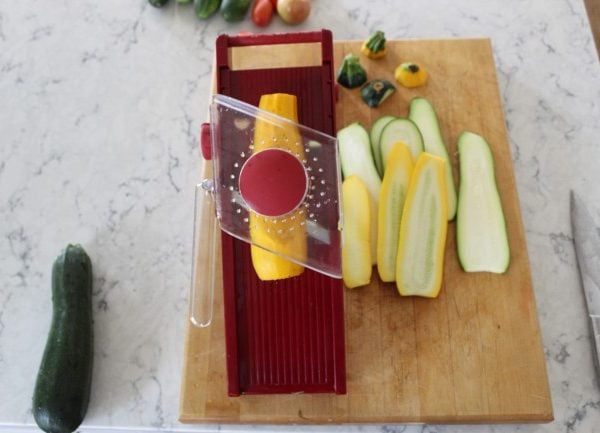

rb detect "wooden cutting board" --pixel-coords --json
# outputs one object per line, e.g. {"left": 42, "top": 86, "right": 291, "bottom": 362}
{"left": 179, "top": 38, "right": 553, "bottom": 424}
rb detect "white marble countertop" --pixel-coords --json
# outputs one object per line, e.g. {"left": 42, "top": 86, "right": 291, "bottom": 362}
{"left": 2, "top": 0, "right": 600, "bottom": 432}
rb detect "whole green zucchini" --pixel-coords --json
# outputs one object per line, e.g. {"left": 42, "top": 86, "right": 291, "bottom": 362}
{"left": 33, "top": 245, "right": 94, "bottom": 433}
{"left": 220, "top": 0, "right": 251, "bottom": 22}
{"left": 194, "top": 0, "right": 221, "bottom": 18}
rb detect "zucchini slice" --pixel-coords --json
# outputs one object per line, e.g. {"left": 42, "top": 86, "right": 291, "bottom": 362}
{"left": 396, "top": 153, "right": 448, "bottom": 297}
{"left": 408, "top": 97, "right": 457, "bottom": 220}
{"left": 456, "top": 131, "right": 510, "bottom": 273}
{"left": 342, "top": 176, "right": 372, "bottom": 288}
{"left": 338, "top": 122, "right": 381, "bottom": 264}
{"left": 377, "top": 142, "right": 413, "bottom": 282}
{"left": 380, "top": 117, "right": 424, "bottom": 170}
{"left": 370, "top": 115, "right": 396, "bottom": 176}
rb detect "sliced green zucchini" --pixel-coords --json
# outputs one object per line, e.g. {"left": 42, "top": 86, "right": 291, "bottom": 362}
{"left": 396, "top": 153, "right": 448, "bottom": 297}
{"left": 342, "top": 176, "right": 372, "bottom": 288}
{"left": 456, "top": 131, "right": 510, "bottom": 273}
{"left": 408, "top": 96, "right": 457, "bottom": 220}
{"left": 369, "top": 115, "right": 396, "bottom": 176}
{"left": 338, "top": 123, "right": 381, "bottom": 264}
{"left": 377, "top": 142, "right": 413, "bottom": 282}
{"left": 380, "top": 117, "right": 424, "bottom": 171}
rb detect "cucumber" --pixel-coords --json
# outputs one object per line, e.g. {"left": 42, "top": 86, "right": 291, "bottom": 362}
{"left": 194, "top": 0, "right": 221, "bottom": 18}
{"left": 396, "top": 153, "right": 448, "bottom": 297}
{"left": 33, "top": 245, "right": 93, "bottom": 433}
{"left": 456, "top": 131, "right": 510, "bottom": 273}
{"left": 379, "top": 117, "right": 423, "bottom": 171}
{"left": 338, "top": 122, "right": 381, "bottom": 264}
{"left": 377, "top": 142, "right": 413, "bottom": 282}
{"left": 342, "top": 176, "right": 373, "bottom": 288}
{"left": 220, "top": 0, "right": 251, "bottom": 22}
{"left": 369, "top": 115, "right": 396, "bottom": 176}
{"left": 408, "top": 96, "right": 457, "bottom": 220}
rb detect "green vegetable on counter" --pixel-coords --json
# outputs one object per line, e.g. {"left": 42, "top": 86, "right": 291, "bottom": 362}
{"left": 149, "top": 0, "right": 170, "bottom": 7}
{"left": 33, "top": 244, "right": 94, "bottom": 433}
{"left": 336, "top": 53, "right": 367, "bottom": 89}
{"left": 194, "top": 0, "right": 221, "bottom": 18}
{"left": 220, "top": 0, "right": 251, "bottom": 22}
{"left": 360, "top": 79, "right": 396, "bottom": 108}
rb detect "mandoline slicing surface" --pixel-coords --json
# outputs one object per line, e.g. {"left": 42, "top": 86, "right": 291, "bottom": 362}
{"left": 216, "top": 31, "right": 345, "bottom": 396}
{"left": 180, "top": 37, "right": 553, "bottom": 424}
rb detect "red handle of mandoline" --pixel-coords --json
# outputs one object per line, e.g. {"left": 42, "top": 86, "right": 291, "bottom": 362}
{"left": 200, "top": 123, "right": 212, "bottom": 160}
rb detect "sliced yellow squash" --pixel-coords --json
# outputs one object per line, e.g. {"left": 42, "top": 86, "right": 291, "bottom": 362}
{"left": 250, "top": 93, "right": 306, "bottom": 281}
{"left": 377, "top": 142, "right": 414, "bottom": 282}
{"left": 342, "top": 175, "right": 372, "bottom": 288}
{"left": 396, "top": 153, "right": 448, "bottom": 297}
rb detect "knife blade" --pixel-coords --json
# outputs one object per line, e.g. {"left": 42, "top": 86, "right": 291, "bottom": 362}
{"left": 570, "top": 190, "right": 600, "bottom": 379}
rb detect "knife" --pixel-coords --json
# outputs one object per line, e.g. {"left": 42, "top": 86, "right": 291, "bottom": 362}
{"left": 570, "top": 190, "right": 600, "bottom": 380}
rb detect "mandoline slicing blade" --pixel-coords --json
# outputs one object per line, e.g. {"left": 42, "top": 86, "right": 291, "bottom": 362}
{"left": 215, "top": 30, "right": 346, "bottom": 396}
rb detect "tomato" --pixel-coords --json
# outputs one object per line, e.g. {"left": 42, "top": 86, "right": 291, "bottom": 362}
{"left": 252, "top": 0, "right": 274, "bottom": 27}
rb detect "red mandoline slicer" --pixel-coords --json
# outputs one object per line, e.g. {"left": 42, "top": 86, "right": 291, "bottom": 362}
{"left": 193, "top": 30, "right": 346, "bottom": 396}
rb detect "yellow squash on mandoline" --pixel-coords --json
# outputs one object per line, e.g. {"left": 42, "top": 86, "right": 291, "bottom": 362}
{"left": 249, "top": 93, "right": 306, "bottom": 281}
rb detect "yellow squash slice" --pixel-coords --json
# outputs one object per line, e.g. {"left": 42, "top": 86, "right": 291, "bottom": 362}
{"left": 250, "top": 93, "right": 306, "bottom": 281}
{"left": 342, "top": 176, "right": 372, "bottom": 288}
{"left": 396, "top": 153, "right": 448, "bottom": 297}
{"left": 377, "top": 142, "right": 414, "bottom": 282}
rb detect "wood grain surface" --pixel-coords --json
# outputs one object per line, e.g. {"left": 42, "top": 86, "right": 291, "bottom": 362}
{"left": 584, "top": 0, "right": 600, "bottom": 59}
{"left": 179, "top": 38, "right": 553, "bottom": 424}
